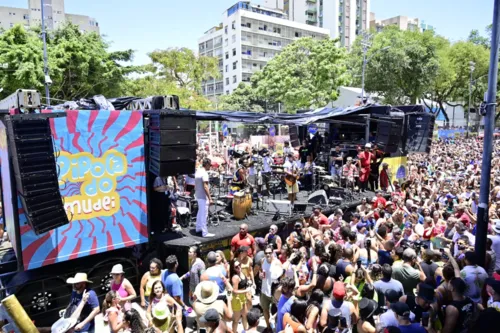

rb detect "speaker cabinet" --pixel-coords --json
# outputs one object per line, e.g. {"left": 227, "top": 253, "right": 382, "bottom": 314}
{"left": 407, "top": 114, "right": 435, "bottom": 153}
{"left": 148, "top": 110, "right": 197, "bottom": 177}
{"left": 5, "top": 115, "right": 69, "bottom": 235}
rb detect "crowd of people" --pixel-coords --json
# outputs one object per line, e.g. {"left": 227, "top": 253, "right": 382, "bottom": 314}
{"left": 46, "top": 136, "right": 500, "bottom": 333}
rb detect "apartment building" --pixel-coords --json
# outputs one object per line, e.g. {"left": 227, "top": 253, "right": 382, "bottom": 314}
{"left": 370, "top": 13, "right": 435, "bottom": 33}
{"left": 264, "top": 0, "right": 370, "bottom": 48}
{"left": 198, "top": 1, "right": 330, "bottom": 101}
{"left": 0, "top": 0, "right": 99, "bottom": 33}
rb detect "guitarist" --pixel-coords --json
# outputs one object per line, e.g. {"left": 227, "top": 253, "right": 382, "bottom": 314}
{"left": 283, "top": 153, "right": 299, "bottom": 204}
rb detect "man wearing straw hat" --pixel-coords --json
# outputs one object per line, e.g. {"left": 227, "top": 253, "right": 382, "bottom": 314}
{"left": 192, "top": 281, "right": 233, "bottom": 329}
{"left": 65, "top": 273, "right": 99, "bottom": 333}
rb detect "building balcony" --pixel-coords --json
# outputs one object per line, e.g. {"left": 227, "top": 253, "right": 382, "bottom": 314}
{"left": 306, "top": 18, "right": 318, "bottom": 24}
{"left": 306, "top": 8, "right": 317, "bottom": 15}
{"left": 306, "top": 0, "right": 317, "bottom": 3}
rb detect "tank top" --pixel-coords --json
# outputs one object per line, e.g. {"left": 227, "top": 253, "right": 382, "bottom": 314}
{"left": 111, "top": 280, "right": 129, "bottom": 299}
{"left": 268, "top": 235, "right": 278, "bottom": 250}
{"left": 240, "top": 258, "right": 252, "bottom": 280}
{"left": 326, "top": 299, "right": 353, "bottom": 333}
{"left": 336, "top": 259, "right": 352, "bottom": 280}
{"left": 449, "top": 298, "right": 475, "bottom": 333}
{"left": 145, "top": 274, "right": 162, "bottom": 297}
{"left": 206, "top": 266, "right": 226, "bottom": 294}
{"left": 237, "top": 273, "right": 248, "bottom": 290}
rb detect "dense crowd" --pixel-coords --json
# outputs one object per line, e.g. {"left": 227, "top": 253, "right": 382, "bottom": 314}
{"left": 49, "top": 136, "right": 500, "bottom": 333}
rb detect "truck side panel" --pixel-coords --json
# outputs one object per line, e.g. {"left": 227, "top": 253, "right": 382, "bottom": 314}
{"left": 18, "top": 110, "right": 148, "bottom": 270}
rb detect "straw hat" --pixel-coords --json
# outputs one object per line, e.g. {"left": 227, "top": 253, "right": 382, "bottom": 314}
{"left": 110, "top": 264, "right": 124, "bottom": 275}
{"left": 51, "top": 317, "right": 77, "bottom": 333}
{"left": 66, "top": 273, "right": 92, "bottom": 284}
{"left": 194, "top": 281, "right": 219, "bottom": 304}
{"left": 152, "top": 301, "right": 171, "bottom": 320}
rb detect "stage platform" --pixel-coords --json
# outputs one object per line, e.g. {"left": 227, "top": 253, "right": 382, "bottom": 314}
{"left": 156, "top": 189, "right": 378, "bottom": 254}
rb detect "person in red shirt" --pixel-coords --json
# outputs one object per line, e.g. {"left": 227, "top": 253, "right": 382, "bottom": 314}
{"left": 358, "top": 143, "right": 374, "bottom": 192}
{"left": 310, "top": 205, "right": 329, "bottom": 229}
{"left": 455, "top": 205, "right": 471, "bottom": 227}
{"left": 379, "top": 162, "right": 390, "bottom": 191}
{"left": 231, "top": 223, "right": 256, "bottom": 260}
{"left": 373, "top": 190, "right": 387, "bottom": 209}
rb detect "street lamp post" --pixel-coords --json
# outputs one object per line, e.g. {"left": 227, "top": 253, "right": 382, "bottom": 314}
{"left": 360, "top": 34, "right": 390, "bottom": 104}
{"left": 467, "top": 61, "right": 475, "bottom": 137}
{"left": 41, "top": 0, "right": 51, "bottom": 106}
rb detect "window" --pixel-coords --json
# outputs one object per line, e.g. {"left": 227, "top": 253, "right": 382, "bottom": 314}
{"left": 225, "top": 25, "right": 228, "bottom": 34}
{"left": 233, "top": 61, "right": 237, "bottom": 70}
{"left": 232, "top": 48, "right": 236, "bottom": 56}
{"left": 226, "top": 78, "right": 230, "bottom": 85}
{"left": 273, "top": 27, "right": 281, "bottom": 34}
{"left": 226, "top": 91, "right": 230, "bottom": 95}
{"left": 225, "top": 52, "right": 229, "bottom": 59}
{"left": 295, "top": 31, "right": 301, "bottom": 37}
{"left": 232, "top": 21, "right": 236, "bottom": 29}
{"left": 225, "top": 65, "right": 228, "bottom": 72}
{"left": 232, "top": 35, "right": 236, "bottom": 43}
{"left": 224, "top": 39, "right": 228, "bottom": 46}
{"left": 233, "top": 75, "right": 237, "bottom": 83}
{"left": 23, "top": 14, "right": 29, "bottom": 20}
{"left": 10, "top": 23, "right": 14, "bottom": 27}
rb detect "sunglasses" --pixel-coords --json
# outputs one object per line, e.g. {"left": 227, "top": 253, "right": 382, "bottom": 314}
{"left": 265, "top": 252, "right": 273, "bottom": 255}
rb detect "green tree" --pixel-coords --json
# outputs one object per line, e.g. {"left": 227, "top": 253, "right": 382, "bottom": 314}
{"left": 218, "top": 83, "right": 264, "bottom": 112}
{"left": 148, "top": 48, "right": 220, "bottom": 93}
{"left": 351, "top": 27, "right": 441, "bottom": 105}
{"left": 0, "top": 25, "right": 45, "bottom": 98}
{"left": 0, "top": 23, "right": 137, "bottom": 101}
{"left": 252, "top": 37, "right": 349, "bottom": 112}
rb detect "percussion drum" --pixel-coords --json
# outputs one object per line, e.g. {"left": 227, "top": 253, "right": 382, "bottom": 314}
{"left": 232, "top": 191, "right": 249, "bottom": 220}
{"left": 244, "top": 189, "right": 252, "bottom": 213}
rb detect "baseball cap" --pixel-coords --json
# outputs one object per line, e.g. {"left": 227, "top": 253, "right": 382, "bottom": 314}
{"left": 206, "top": 251, "right": 217, "bottom": 265}
{"left": 391, "top": 302, "right": 411, "bottom": 318}
{"left": 199, "top": 308, "right": 220, "bottom": 324}
{"left": 332, "top": 281, "right": 346, "bottom": 299}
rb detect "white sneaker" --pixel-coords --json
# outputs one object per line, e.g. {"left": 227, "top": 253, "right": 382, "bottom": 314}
{"left": 203, "top": 233, "right": 215, "bottom": 238}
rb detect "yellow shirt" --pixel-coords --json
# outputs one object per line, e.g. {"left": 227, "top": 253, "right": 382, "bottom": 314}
{"left": 145, "top": 274, "right": 162, "bottom": 297}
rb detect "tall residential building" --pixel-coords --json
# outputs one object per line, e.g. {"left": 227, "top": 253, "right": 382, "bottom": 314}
{"left": 370, "top": 14, "right": 434, "bottom": 33}
{"left": 198, "top": 1, "right": 330, "bottom": 101}
{"left": 264, "top": 0, "right": 370, "bottom": 48}
{"left": 0, "top": 0, "right": 99, "bottom": 33}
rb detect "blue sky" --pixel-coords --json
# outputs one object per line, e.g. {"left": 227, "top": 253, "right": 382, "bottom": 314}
{"left": 4, "top": 0, "right": 494, "bottom": 65}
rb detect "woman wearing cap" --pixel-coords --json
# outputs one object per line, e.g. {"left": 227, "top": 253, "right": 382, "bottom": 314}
{"left": 140, "top": 259, "right": 163, "bottom": 308}
{"left": 150, "top": 299, "right": 184, "bottom": 333}
{"left": 110, "top": 264, "right": 137, "bottom": 310}
{"left": 230, "top": 259, "right": 251, "bottom": 333}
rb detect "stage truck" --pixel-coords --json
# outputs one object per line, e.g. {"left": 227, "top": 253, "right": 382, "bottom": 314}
{"left": 0, "top": 90, "right": 434, "bottom": 326}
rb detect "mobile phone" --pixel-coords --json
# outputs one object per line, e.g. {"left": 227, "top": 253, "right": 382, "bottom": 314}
{"left": 422, "top": 312, "right": 429, "bottom": 327}
{"left": 200, "top": 329, "right": 207, "bottom": 333}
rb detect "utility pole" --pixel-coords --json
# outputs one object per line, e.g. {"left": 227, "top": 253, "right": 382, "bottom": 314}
{"left": 360, "top": 32, "right": 372, "bottom": 104}
{"left": 467, "top": 61, "right": 475, "bottom": 137}
{"left": 41, "top": 0, "right": 51, "bottom": 106}
{"left": 475, "top": 0, "right": 500, "bottom": 268}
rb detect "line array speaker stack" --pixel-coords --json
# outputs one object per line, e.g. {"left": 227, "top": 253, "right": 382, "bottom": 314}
{"left": 148, "top": 110, "right": 197, "bottom": 177}
{"left": 5, "top": 115, "right": 69, "bottom": 235}
{"left": 406, "top": 114, "right": 435, "bottom": 153}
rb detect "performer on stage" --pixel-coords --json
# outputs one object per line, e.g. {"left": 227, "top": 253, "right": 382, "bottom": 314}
{"left": 261, "top": 150, "right": 273, "bottom": 194}
{"left": 230, "top": 158, "right": 248, "bottom": 195}
{"left": 247, "top": 151, "right": 258, "bottom": 192}
{"left": 369, "top": 144, "right": 385, "bottom": 191}
{"left": 302, "top": 155, "right": 315, "bottom": 191}
{"left": 342, "top": 157, "right": 358, "bottom": 189}
{"left": 195, "top": 158, "right": 215, "bottom": 238}
{"left": 283, "top": 141, "right": 293, "bottom": 155}
{"left": 330, "top": 145, "right": 344, "bottom": 180}
{"left": 153, "top": 175, "right": 178, "bottom": 233}
{"left": 357, "top": 143, "right": 373, "bottom": 192}
{"left": 298, "top": 140, "right": 311, "bottom": 169}
{"left": 283, "top": 153, "right": 299, "bottom": 204}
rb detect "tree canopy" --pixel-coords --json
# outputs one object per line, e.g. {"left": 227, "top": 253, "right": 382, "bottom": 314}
{"left": 217, "top": 82, "right": 264, "bottom": 112}
{"left": 251, "top": 37, "right": 349, "bottom": 112}
{"left": 0, "top": 23, "right": 137, "bottom": 102}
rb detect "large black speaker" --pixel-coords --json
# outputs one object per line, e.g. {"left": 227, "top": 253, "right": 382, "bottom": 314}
{"left": 5, "top": 114, "right": 69, "bottom": 235}
{"left": 406, "top": 113, "right": 435, "bottom": 153}
{"left": 148, "top": 110, "right": 197, "bottom": 177}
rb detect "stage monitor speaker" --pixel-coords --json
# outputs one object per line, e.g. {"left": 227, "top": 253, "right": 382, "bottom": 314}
{"left": 264, "top": 199, "right": 292, "bottom": 216}
{"left": 5, "top": 115, "right": 69, "bottom": 235}
{"left": 293, "top": 202, "right": 308, "bottom": 213}
{"left": 308, "top": 190, "right": 328, "bottom": 205}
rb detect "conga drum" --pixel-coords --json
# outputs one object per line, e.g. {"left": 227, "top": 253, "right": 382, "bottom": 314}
{"left": 244, "top": 189, "right": 252, "bottom": 213}
{"left": 232, "top": 191, "right": 247, "bottom": 220}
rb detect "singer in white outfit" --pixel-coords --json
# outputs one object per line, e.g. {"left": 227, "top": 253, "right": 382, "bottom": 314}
{"left": 195, "top": 158, "right": 215, "bottom": 238}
